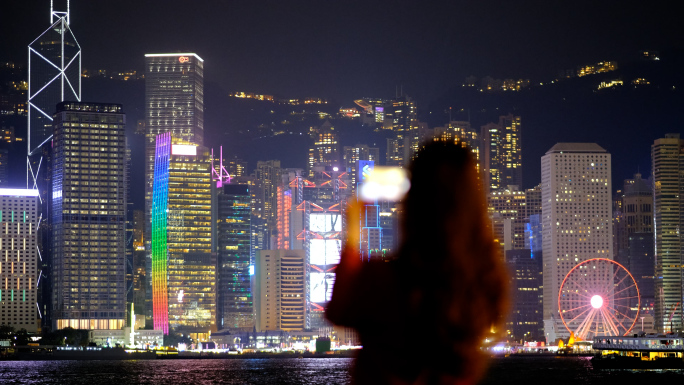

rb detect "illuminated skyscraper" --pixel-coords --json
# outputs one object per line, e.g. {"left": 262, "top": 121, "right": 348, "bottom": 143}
{"left": 652, "top": 134, "right": 684, "bottom": 332}
{"left": 389, "top": 94, "right": 417, "bottom": 132}
{"left": 481, "top": 115, "right": 522, "bottom": 192}
{"left": 488, "top": 184, "right": 542, "bottom": 252}
{"left": 0, "top": 189, "right": 40, "bottom": 332}
{"left": 541, "top": 143, "right": 612, "bottom": 342}
{"left": 28, "top": 2, "right": 81, "bottom": 160}
{"left": 277, "top": 168, "right": 306, "bottom": 251}
{"left": 403, "top": 122, "right": 433, "bottom": 165}
{"left": 232, "top": 175, "right": 266, "bottom": 262}
{"left": 254, "top": 160, "right": 281, "bottom": 248}
{"left": 216, "top": 184, "right": 253, "bottom": 330}
{"left": 307, "top": 121, "right": 340, "bottom": 177}
{"left": 343, "top": 144, "right": 379, "bottom": 194}
{"left": 51, "top": 102, "right": 126, "bottom": 330}
{"left": 434, "top": 121, "right": 479, "bottom": 166}
{"left": 302, "top": 167, "right": 349, "bottom": 328}
{"left": 505, "top": 249, "right": 543, "bottom": 342}
{"left": 386, "top": 135, "right": 404, "bottom": 167}
{"left": 614, "top": 173, "right": 653, "bottom": 267}
{"left": 151, "top": 133, "right": 214, "bottom": 334}
{"left": 27, "top": 2, "right": 81, "bottom": 330}
{"left": 144, "top": 53, "right": 204, "bottom": 263}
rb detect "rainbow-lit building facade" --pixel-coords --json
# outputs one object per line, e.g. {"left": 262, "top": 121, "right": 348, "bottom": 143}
{"left": 151, "top": 133, "right": 214, "bottom": 335}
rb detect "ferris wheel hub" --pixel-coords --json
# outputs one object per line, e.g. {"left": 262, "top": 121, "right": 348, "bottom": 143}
{"left": 590, "top": 295, "right": 603, "bottom": 309}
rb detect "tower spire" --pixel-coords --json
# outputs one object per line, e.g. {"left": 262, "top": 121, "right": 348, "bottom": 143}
{"left": 51, "top": 0, "right": 70, "bottom": 25}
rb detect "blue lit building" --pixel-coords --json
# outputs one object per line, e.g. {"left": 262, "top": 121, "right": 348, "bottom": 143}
{"left": 216, "top": 183, "right": 253, "bottom": 330}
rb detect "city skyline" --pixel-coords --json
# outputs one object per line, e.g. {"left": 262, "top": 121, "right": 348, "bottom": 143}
{"left": 2, "top": 0, "right": 684, "bottom": 353}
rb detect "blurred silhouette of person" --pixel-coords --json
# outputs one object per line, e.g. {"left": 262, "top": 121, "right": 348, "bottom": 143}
{"left": 327, "top": 141, "right": 509, "bottom": 385}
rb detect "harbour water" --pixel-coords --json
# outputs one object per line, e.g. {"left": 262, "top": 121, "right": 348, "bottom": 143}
{"left": 2, "top": 356, "right": 684, "bottom": 384}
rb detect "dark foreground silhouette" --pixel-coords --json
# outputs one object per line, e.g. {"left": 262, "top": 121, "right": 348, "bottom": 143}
{"left": 328, "top": 142, "right": 509, "bottom": 385}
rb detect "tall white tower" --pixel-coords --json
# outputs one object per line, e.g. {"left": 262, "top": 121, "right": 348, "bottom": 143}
{"left": 27, "top": 0, "right": 80, "bottom": 184}
{"left": 541, "top": 143, "right": 612, "bottom": 342}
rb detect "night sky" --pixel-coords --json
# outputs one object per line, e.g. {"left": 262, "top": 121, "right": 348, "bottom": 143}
{"left": 2, "top": 0, "right": 681, "bottom": 103}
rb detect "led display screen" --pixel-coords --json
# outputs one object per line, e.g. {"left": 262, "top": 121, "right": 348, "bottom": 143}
{"left": 309, "top": 239, "right": 341, "bottom": 265}
{"left": 171, "top": 144, "right": 197, "bottom": 156}
{"left": 358, "top": 160, "right": 374, "bottom": 183}
{"left": 309, "top": 213, "right": 341, "bottom": 232}
{"left": 310, "top": 272, "right": 336, "bottom": 303}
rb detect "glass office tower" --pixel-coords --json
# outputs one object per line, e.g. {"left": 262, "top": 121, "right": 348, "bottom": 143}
{"left": 51, "top": 102, "right": 126, "bottom": 330}
{"left": 216, "top": 184, "right": 253, "bottom": 330}
{"left": 152, "top": 133, "right": 214, "bottom": 335}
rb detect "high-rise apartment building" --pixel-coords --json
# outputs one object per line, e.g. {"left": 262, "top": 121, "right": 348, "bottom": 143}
{"left": 51, "top": 102, "right": 126, "bottom": 330}
{"left": 652, "top": 134, "right": 684, "bottom": 332}
{"left": 0, "top": 189, "right": 40, "bottom": 332}
{"left": 216, "top": 184, "right": 253, "bottom": 331}
{"left": 481, "top": 115, "right": 522, "bottom": 192}
{"left": 144, "top": 53, "right": 204, "bottom": 264}
{"left": 151, "top": 133, "right": 214, "bottom": 334}
{"left": 541, "top": 143, "right": 612, "bottom": 341}
{"left": 254, "top": 249, "right": 306, "bottom": 332}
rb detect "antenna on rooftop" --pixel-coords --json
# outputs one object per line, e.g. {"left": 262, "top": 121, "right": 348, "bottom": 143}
{"left": 51, "top": 0, "right": 70, "bottom": 25}
{"left": 211, "top": 146, "right": 232, "bottom": 187}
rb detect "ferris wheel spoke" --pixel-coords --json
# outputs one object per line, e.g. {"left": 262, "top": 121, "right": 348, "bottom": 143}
{"left": 601, "top": 273, "right": 631, "bottom": 298}
{"left": 564, "top": 303, "right": 593, "bottom": 313}
{"left": 565, "top": 305, "right": 593, "bottom": 325}
{"left": 603, "top": 307, "right": 628, "bottom": 333}
{"left": 600, "top": 307, "right": 621, "bottom": 336}
{"left": 578, "top": 308, "right": 597, "bottom": 339}
{"left": 566, "top": 275, "right": 595, "bottom": 299}
{"left": 604, "top": 303, "right": 636, "bottom": 324}
{"left": 597, "top": 308, "right": 614, "bottom": 335}
{"left": 611, "top": 282, "right": 637, "bottom": 298}
{"left": 604, "top": 308, "right": 633, "bottom": 334}
{"left": 573, "top": 308, "right": 591, "bottom": 337}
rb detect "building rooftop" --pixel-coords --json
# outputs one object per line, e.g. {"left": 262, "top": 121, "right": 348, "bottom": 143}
{"left": 625, "top": 173, "right": 652, "bottom": 196}
{"left": 145, "top": 53, "right": 204, "bottom": 62}
{"left": 546, "top": 143, "right": 607, "bottom": 154}
{"left": 56, "top": 101, "right": 123, "bottom": 114}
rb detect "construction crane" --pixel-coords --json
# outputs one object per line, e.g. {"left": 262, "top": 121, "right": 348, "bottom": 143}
{"left": 668, "top": 302, "right": 680, "bottom": 332}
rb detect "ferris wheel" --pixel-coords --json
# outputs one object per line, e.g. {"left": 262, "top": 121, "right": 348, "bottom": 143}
{"left": 558, "top": 258, "right": 640, "bottom": 340}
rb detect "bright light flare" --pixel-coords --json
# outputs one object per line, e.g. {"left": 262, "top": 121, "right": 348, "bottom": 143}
{"left": 359, "top": 166, "right": 410, "bottom": 201}
{"left": 590, "top": 295, "right": 603, "bottom": 309}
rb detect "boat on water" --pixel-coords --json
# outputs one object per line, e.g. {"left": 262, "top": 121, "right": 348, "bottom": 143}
{"left": 592, "top": 333, "right": 684, "bottom": 369}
